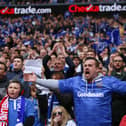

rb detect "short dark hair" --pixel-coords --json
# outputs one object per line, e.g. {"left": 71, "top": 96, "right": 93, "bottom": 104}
{"left": 0, "top": 61, "right": 7, "bottom": 72}
{"left": 13, "top": 56, "right": 24, "bottom": 62}
{"left": 84, "top": 57, "right": 99, "bottom": 68}
{"left": 51, "top": 71, "right": 64, "bottom": 79}
{"left": 9, "top": 79, "right": 22, "bottom": 87}
{"left": 87, "top": 49, "right": 96, "bottom": 56}
{"left": 72, "top": 55, "right": 80, "bottom": 61}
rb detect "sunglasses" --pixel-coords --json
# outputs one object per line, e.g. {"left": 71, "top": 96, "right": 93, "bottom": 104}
{"left": 53, "top": 111, "right": 62, "bottom": 117}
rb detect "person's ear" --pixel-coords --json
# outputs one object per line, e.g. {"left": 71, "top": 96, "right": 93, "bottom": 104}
{"left": 96, "top": 67, "right": 100, "bottom": 73}
{"left": 122, "top": 62, "right": 125, "bottom": 67}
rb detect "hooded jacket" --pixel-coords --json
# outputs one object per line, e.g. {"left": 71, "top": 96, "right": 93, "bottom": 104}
{"left": 59, "top": 75, "right": 126, "bottom": 126}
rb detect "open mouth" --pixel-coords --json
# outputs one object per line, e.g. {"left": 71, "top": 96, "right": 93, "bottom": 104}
{"left": 85, "top": 71, "right": 89, "bottom": 74}
{"left": 116, "top": 64, "right": 120, "bottom": 67}
{"left": 10, "top": 93, "right": 14, "bottom": 95}
{"left": 85, "top": 71, "right": 90, "bottom": 76}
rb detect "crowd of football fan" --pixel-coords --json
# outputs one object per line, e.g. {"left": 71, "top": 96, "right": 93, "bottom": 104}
{"left": 0, "top": 7, "right": 126, "bottom": 125}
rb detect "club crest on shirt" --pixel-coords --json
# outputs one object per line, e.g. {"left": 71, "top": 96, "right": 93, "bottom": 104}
{"left": 96, "top": 82, "right": 103, "bottom": 88}
{"left": 95, "top": 78, "right": 103, "bottom": 88}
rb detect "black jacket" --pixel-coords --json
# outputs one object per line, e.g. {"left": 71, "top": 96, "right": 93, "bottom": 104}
{"left": 43, "top": 55, "right": 75, "bottom": 79}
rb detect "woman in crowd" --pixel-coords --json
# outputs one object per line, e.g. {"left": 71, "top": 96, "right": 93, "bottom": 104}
{"left": 50, "top": 106, "right": 76, "bottom": 126}
{"left": 0, "top": 79, "right": 35, "bottom": 126}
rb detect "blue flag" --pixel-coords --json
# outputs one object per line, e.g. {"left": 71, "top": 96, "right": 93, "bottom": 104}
{"left": 111, "top": 27, "right": 122, "bottom": 46}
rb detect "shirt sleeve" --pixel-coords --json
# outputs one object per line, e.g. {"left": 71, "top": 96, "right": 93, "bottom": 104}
{"left": 59, "top": 77, "right": 77, "bottom": 93}
{"left": 106, "top": 76, "right": 126, "bottom": 94}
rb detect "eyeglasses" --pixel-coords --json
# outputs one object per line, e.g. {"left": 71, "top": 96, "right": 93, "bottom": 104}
{"left": 53, "top": 111, "right": 62, "bottom": 117}
{"left": 114, "top": 60, "right": 123, "bottom": 62}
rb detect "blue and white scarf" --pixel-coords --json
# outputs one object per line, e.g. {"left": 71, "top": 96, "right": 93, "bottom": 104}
{"left": 16, "top": 96, "right": 25, "bottom": 126}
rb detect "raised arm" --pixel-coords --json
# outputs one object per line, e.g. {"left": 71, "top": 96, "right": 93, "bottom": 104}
{"left": 36, "top": 78, "right": 59, "bottom": 90}
{"left": 24, "top": 73, "right": 59, "bottom": 90}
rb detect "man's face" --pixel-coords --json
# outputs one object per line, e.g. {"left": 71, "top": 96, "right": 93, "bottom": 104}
{"left": 73, "top": 58, "right": 80, "bottom": 67}
{"left": 87, "top": 51, "right": 95, "bottom": 58}
{"left": 54, "top": 60, "right": 64, "bottom": 71}
{"left": 40, "top": 49, "right": 47, "bottom": 58}
{"left": 83, "top": 59, "right": 98, "bottom": 82}
{"left": 113, "top": 56, "right": 123, "bottom": 70}
{"left": 57, "top": 55, "right": 65, "bottom": 63}
{"left": 13, "top": 58, "right": 23, "bottom": 71}
{"left": 0, "top": 64, "right": 6, "bottom": 77}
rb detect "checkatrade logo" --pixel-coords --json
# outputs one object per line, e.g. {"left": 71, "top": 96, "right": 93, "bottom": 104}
{"left": 0, "top": 6, "right": 52, "bottom": 14}
{"left": 69, "top": 3, "right": 126, "bottom": 13}
{"left": 69, "top": 4, "right": 99, "bottom": 12}
{"left": 14, "top": 6, "right": 52, "bottom": 14}
{"left": 100, "top": 3, "right": 126, "bottom": 12}
{"left": 0, "top": 7, "right": 14, "bottom": 14}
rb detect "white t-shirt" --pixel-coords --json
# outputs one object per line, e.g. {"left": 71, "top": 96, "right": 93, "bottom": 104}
{"left": 66, "top": 120, "right": 76, "bottom": 126}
